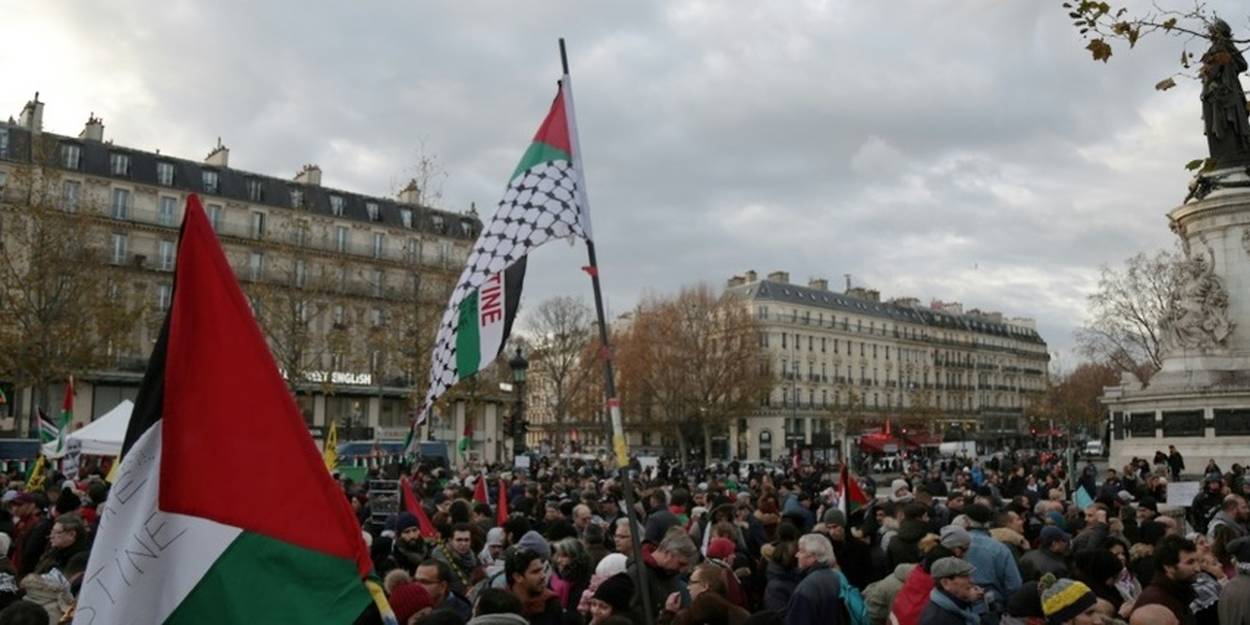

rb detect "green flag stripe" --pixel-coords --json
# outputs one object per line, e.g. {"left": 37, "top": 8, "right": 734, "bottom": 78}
{"left": 510, "top": 141, "right": 571, "bottom": 180}
{"left": 456, "top": 290, "right": 482, "bottom": 377}
{"left": 165, "top": 531, "right": 369, "bottom": 625}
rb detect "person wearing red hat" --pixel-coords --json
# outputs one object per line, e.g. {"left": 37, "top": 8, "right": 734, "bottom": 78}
{"left": 706, "top": 537, "right": 748, "bottom": 609}
{"left": 389, "top": 580, "right": 434, "bottom": 624}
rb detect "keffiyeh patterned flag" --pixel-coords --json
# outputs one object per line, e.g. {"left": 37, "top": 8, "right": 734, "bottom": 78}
{"left": 416, "top": 80, "right": 592, "bottom": 428}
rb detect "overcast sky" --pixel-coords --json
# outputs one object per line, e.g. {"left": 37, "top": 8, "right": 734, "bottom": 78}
{"left": 5, "top": 2, "right": 1235, "bottom": 369}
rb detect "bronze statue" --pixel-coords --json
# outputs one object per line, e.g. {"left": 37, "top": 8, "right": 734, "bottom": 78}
{"left": 1200, "top": 19, "right": 1250, "bottom": 167}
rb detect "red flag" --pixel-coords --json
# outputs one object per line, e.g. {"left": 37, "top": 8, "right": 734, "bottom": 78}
{"left": 473, "top": 475, "right": 488, "bottom": 504}
{"left": 496, "top": 478, "right": 509, "bottom": 526}
{"left": 400, "top": 477, "right": 440, "bottom": 539}
{"left": 838, "top": 464, "right": 870, "bottom": 514}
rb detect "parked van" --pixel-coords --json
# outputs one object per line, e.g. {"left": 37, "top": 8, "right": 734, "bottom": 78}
{"left": 1084, "top": 440, "right": 1105, "bottom": 458}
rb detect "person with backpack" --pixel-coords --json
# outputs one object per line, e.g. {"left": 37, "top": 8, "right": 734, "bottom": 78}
{"left": 786, "top": 533, "right": 862, "bottom": 625}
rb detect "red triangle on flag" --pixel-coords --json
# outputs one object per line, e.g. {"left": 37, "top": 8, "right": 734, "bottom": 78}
{"left": 473, "top": 474, "right": 488, "bottom": 504}
{"left": 157, "top": 194, "right": 370, "bottom": 574}
{"left": 531, "top": 86, "right": 572, "bottom": 154}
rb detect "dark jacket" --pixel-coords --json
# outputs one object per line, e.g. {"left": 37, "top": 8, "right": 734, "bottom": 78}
{"left": 784, "top": 564, "right": 842, "bottom": 625}
{"left": 1132, "top": 574, "right": 1196, "bottom": 625}
{"left": 764, "top": 559, "right": 801, "bottom": 612}
{"left": 629, "top": 553, "right": 685, "bottom": 625}
{"left": 834, "top": 536, "right": 877, "bottom": 591}
{"left": 887, "top": 519, "right": 928, "bottom": 569}
{"left": 918, "top": 588, "right": 979, "bottom": 625}
{"left": 1018, "top": 549, "right": 1068, "bottom": 582}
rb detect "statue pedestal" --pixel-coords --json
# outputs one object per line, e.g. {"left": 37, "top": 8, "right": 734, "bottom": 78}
{"left": 1106, "top": 172, "right": 1250, "bottom": 472}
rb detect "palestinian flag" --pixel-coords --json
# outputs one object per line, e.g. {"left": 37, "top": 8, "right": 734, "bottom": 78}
{"left": 76, "top": 195, "right": 374, "bottom": 624}
{"left": 55, "top": 376, "right": 73, "bottom": 453}
{"left": 37, "top": 408, "right": 57, "bottom": 444}
{"left": 417, "top": 78, "right": 592, "bottom": 427}
{"left": 837, "top": 464, "right": 870, "bottom": 517}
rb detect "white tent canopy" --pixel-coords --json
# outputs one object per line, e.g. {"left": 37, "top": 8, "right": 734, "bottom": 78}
{"left": 44, "top": 400, "right": 132, "bottom": 458}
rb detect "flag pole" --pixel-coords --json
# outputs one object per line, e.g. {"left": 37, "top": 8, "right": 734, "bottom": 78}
{"left": 559, "top": 37, "right": 655, "bottom": 625}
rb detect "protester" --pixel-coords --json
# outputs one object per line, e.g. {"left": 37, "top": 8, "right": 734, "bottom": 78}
{"left": 917, "top": 557, "right": 983, "bottom": 625}
{"left": 418, "top": 559, "right": 474, "bottom": 621}
{"left": 587, "top": 573, "right": 633, "bottom": 625}
{"left": 1129, "top": 535, "right": 1198, "bottom": 625}
{"left": 1019, "top": 527, "right": 1070, "bottom": 582}
{"left": 786, "top": 534, "right": 843, "bottom": 625}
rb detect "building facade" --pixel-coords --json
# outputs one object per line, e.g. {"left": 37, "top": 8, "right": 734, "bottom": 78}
{"left": 726, "top": 270, "right": 1050, "bottom": 461}
{"left": 0, "top": 95, "right": 507, "bottom": 461}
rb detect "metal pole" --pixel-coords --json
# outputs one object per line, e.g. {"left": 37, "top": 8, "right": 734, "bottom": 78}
{"left": 559, "top": 37, "right": 655, "bottom": 625}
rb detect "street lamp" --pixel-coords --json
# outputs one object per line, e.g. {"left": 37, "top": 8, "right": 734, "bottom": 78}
{"left": 508, "top": 347, "right": 529, "bottom": 457}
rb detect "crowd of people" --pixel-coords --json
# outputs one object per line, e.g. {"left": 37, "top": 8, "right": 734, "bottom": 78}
{"left": 2, "top": 446, "right": 1250, "bottom": 625}
{"left": 336, "top": 449, "right": 1250, "bottom": 625}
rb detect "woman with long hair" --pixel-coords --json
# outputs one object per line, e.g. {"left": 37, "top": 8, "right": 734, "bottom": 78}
{"left": 551, "top": 537, "right": 593, "bottom": 614}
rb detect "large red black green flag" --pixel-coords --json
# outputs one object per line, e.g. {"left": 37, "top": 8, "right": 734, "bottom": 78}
{"left": 76, "top": 194, "right": 373, "bottom": 624}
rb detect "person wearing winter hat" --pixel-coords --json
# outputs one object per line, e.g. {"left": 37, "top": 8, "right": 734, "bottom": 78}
{"left": 588, "top": 572, "right": 633, "bottom": 625}
{"left": 918, "top": 557, "right": 983, "bottom": 625}
{"left": 1038, "top": 574, "right": 1100, "bottom": 625}
{"left": 891, "top": 479, "right": 914, "bottom": 504}
{"left": 1020, "top": 527, "right": 1071, "bottom": 582}
{"left": 390, "top": 581, "right": 435, "bottom": 624}
{"left": 939, "top": 526, "right": 972, "bottom": 557}
{"left": 481, "top": 527, "right": 506, "bottom": 569}
{"left": 394, "top": 512, "right": 428, "bottom": 572}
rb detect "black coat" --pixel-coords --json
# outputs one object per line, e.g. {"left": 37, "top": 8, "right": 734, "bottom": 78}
{"left": 784, "top": 565, "right": 842, "bottom": 625}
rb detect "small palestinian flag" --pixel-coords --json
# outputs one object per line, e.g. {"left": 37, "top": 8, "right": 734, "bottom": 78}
{"left": 417, "top": 78, "right": 591, "bottom": 428}
{"left": 77, "top": 195, "right": 374, "bottom": 624}
{"left": 837, "top": 464, "right": 870, "bottom": 517}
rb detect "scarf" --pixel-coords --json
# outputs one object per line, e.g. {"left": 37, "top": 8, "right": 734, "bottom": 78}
{"left": 928, "top": 588, "right": 981, "bottom": 625}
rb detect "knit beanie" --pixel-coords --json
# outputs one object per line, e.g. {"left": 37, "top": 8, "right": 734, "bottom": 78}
{"left": 822, "top": 509, "right": 847, "bottom": 527}
{"left": 389, "top": 581, "right": 433, "bottom": 624}
{"left": 707, "top": 537, "right": 736, "bottom": 560}
{"left": 516, "top": 530, "right": 551, "bottom": 560}
{"left": 593, "top": 572, "right": 635, "bottom": 612}
{"left": 394, "top": 512, "right": 419, "bottom": 536}
{"left": 1039, "top": 574, "right": 1097, "bottom": 625}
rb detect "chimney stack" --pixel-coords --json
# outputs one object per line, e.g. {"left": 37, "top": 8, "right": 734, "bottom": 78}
{"left": 808, "top": 277, "right": 829, "bottom": 291}
{"left": 767, "top": 270, "right": 790, "bottom": 284}
{"left": 397, "top": 179, "right": 421, "bottom": 205}
{"left": 744, "top": 269, "right": 758, "bottom": 283}
{"left": 294, "top": 164, "right": 322, "bottom": 186}
{"left": 79, "top": 113, "right": 104, "bottom": 142}
{"left": 727, "top": 275, "right": 746, "bottom": 288}
{"left": 18, "top": 92, "right": 43, "bottom": 133}
{"left": 205, "top": 137, "right": 229, "bottom": 167}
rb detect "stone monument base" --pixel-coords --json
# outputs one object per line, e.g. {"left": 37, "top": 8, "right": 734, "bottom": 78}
{"left": 1106, "top": 168, "right": 1250, "bottom": 472}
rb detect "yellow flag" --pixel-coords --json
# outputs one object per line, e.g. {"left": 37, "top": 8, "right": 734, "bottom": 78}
{"left": 26, "top": 455, "right": 47, "bottom": 492}
{"left": 323, "top": 422, "right": 338, "bottom": 473}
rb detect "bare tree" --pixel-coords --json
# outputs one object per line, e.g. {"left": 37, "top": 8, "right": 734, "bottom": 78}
{"left": 0, "top": 134, "right": 142, "bottom": 431}
{"left": 1076, "top": 249, "right": 1182, "bottom": 385}
{"left": 615, "top": 285, "right": 773, "bottom": 466}
{"left": 524, "top": 296, "right": 595, "bottom": 450}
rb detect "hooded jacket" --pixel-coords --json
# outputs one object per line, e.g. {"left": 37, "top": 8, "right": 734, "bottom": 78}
{"left": 889, "top": 562, "right": 934, "bottom": 625}
{"left": 865, "top": 563, "right": 915, "bottom": 625}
